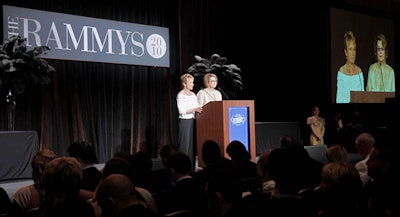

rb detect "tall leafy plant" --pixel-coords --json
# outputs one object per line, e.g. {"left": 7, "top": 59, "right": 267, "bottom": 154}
{"left": 187, "top": 54, "right": 242, "bottom": 99}
{"left": 0, "top": 35, "right": 55, "bottom": 95}
{"left": 0, "top": 35, "right": 55, "bottom": 130}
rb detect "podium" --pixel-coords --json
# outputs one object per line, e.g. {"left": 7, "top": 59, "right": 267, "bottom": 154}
{"left": 350, "top": 91, "right": 395, "bottom": 103}
{"left": 196, "top": 100, "right": 256, "bottom": 168}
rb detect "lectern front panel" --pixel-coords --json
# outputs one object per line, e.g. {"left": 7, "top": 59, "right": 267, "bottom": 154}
{"left": 228, "top": 106, "right": 249, "bottom": 151}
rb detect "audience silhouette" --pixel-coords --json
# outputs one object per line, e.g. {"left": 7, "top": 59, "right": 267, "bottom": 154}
{"left": 354, "top": 132, "right": 375, "bottom": 187}
{"left": 1, "top": 118, "right": 398, "bottom": 217}
{"left": 101, "top": 155, "right": 159, "bottom": 214}
{"left": 151, "top": 144, "right": 178, "bottom": 198}
{"left": 95, "top": 173, "right": 158, "bottom": 217}
{"left": 193, "top": 140, "right": 236, "bottom": 190}
{"left": 12, "top": 149, "right": 56, "bottom": 216}
{"left": 157, "top": 151, "right": 210, "bottom": 217}
{"left": 40, "top": 157, "right": 96, "bottom": 217}
{"left": 67, "top": 141, "right": 102, "bottom": 192}
{"left": 314, "top": 162, "right": 365, "bottom": 217}
{"left": 226, "top": 140, "right": 261, "bottom": 195}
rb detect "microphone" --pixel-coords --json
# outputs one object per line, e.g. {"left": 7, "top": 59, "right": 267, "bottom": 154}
{"left": 216, "top": 87, "right": 229, "bottom": 100}
{"left": 380, "top": 63, "right": 385, "bottom": 90}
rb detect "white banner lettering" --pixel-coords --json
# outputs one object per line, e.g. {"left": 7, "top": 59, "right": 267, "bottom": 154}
{"left": 2, "top": 5, "right": 170, "bottom": 67}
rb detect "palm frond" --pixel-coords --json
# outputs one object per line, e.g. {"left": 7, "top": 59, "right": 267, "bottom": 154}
{"left": 0, "top": 35, "right": 55, "bottom": 94}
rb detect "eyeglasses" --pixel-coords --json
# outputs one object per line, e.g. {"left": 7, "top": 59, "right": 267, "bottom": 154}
{"left": 377, "top": 47, "right": 385, "bottom": 52}
{"left": 209, "top": 80, "right": 217, "bottom": 83}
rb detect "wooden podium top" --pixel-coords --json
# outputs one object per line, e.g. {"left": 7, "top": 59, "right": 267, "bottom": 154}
{"left": 350, "top": 91, "right": 395, "bottom": 103}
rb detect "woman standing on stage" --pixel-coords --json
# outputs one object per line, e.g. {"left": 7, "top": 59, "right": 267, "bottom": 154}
{"left": 307, "top": 105, "right": 325, "bottom": 145}
{"left": 196, "top": 73, "right": 222, "bottom": 107}
{"left": 176, "top": 73, "right": 202, "bottom": 163}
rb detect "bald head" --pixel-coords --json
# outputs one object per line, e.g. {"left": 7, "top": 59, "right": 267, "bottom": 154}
{"left": 96, "top": 174, "right": 136, "bottom": 202}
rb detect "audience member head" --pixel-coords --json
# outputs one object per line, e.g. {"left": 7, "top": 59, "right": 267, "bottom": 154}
{"left": 267, "top": 148, "right": 302, "bottom": 194}
{"left": 164, "top": 151, "right": 192, "bottom": 181}
{"left": 320, "top": 162, "right": 362, "bottom": 200}
{"left": 159, "top": 144, "right": 178, "bottom": 166}
{"left": 128, "top": 151, "right": 155, "bottom": 192}
{"left": 40, "top": 157, "right": 83, "bottom": 202}
{"left": 367, "top": 147, "right": 394, "bottom": 181}
{"left": 317, "top": 162, "right": 364, "bottom": 217}
{"left": 280, "top": 135, "right": 303, "bottom": 150}
{"left": 129, "top": 151, "right": 153, "bottom": 174}
{"left": 206, "top": 164, "right": 242, "bottom": 209}
{"left": 226, "top": 140, "right": 251, "bottom": 162}
{"left": 102, "top": 156, "right": 135, "bottom": 182}
{"left": 280, "top": 134, "right": 294, "bottom": 148}
{"left": 31, "top": 149, "right": 56, "bottom": 189}
{"left": 326, "top": 144, "right": 348, "bottom": 163}
{"left": 367, "top": 132, "right": 397, "bottom": 181}
{"left": 202, "top": 140, "right": 223, "bottom": 165}
{"left": 355, "top": 132, "right": 375, "bottom": 157}
{"left": 95, "top": 174, "right": 138, "bottom": 217}
{"left": 102, "top": 155, "right": 158, "bottom": 213}
{"left": 279, "top": 135, "right": 305, "bottom": 157}
{"left": 67, "top": 141, "right": 98, "bottom": 165}
{"left": 267, "top": 147, "right": 322, "bottom": 194}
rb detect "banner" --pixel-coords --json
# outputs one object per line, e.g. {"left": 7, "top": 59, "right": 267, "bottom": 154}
{"left": 2, "top": 5, "right": 170, "bottom": 67}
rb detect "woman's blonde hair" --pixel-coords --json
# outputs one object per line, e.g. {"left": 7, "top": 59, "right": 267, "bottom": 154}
{"left": 344, "top": 31, "right": 356, "bottom": 49}
{"left": 180, "top": 73, "right": 194, "bottom": 88}
{"left": 31, "top": 149, "right": 56, "bottom": 196}
{"left": 326, "top": 144, "right": 348, "bottom": 163}
{"left": 41, "top": 157, "right": 83, "bottom": 197}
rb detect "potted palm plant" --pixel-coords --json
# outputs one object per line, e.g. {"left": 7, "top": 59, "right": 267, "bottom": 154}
{"left": 0, "top": 35, "right": 55, "bottom": 130}
{"left": 187, "top": 54, "right": 242, "bottom": 99}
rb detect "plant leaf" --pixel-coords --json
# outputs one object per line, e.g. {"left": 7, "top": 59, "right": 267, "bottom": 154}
{"left": 0, "top": 35, "right": 55, "bottom": 94}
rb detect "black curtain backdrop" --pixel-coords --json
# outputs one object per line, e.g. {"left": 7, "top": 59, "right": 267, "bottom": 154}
{"left": 0, "top": 0, "right": 398, "bottom": 162}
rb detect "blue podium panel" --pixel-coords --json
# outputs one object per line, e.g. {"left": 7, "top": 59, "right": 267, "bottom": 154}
{"left": 228, "top": 106, "right": 249, "bottom": 151}
{"left": 0, "top": 131, "right": 39, "bottom": 181}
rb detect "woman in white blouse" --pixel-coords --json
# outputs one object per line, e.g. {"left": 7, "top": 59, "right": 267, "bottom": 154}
{"left": 176, "top": 73, "right": 203, "bottom": 164}
{"left": 196, "top": 73, "right": 222, "bottom": 107}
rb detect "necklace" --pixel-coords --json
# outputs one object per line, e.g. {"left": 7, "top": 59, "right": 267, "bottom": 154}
{"left": 204, "top": 88, "right": 216, "bottom": 101}
{"left": 183, "top": 89, "right": 192, "bottom": 95}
